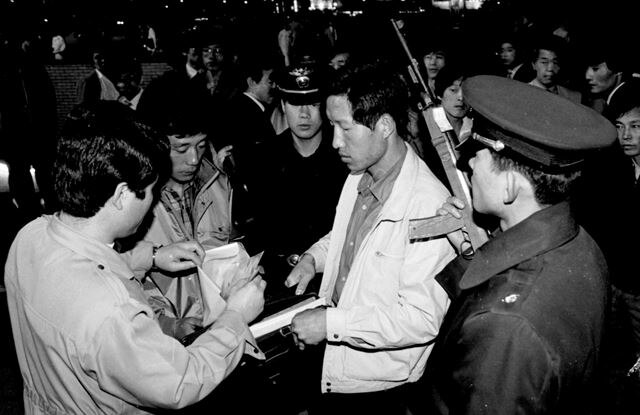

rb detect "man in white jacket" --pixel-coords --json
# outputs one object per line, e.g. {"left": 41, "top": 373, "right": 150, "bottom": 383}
{"left": 286, "top": 62, "right": 455, "bottom": 414}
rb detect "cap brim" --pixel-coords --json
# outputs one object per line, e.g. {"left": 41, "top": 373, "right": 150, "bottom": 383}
{"left": 282, "top": 92, "right": 322, "bottom": 106}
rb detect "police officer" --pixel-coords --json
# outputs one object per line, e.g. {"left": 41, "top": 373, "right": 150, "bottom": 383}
{"left": 412, "top": 75, "right": 617, "bottom": 414}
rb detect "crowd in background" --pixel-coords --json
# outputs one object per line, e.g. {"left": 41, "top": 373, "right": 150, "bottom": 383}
{"left": 2, "top": 1, "right": 640, "bottom": 413}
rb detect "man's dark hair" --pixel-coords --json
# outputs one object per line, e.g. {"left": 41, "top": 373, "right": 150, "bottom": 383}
{"left": 581, "top": 37, "right": 625, "bottom": 75}
{"left": 434, "top": 65, "right": 466, "bottom": 98}
{"left": 138, "top": 88, "right": 210, "bottom": 138}
{"left": 240, "top": 53, "right": 277, "bottom": 86}
{"left": 490, "top": 150, "right": 580, "bottom": 206}
{"left": 56, "top": 102, "right": 169, "bottom": 218}
{"left": 605, "top": 79, "right": 640, "bottom": 121}
{"left": 327, "top": 61, "right": 410, "bottom": 139}
{"left": 530, "top": 35, "right": 566, "bottom": 64}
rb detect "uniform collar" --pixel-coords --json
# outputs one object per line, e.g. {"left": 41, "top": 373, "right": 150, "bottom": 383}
{"left": 459, "top": 201, "right": 578, "bottom": 290}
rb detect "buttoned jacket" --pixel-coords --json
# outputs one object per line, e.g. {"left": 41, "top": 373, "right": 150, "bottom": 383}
{"left": 306, "top": 144, "right": 455, "bottom": 393}
{"left": 140, "top": 158, "right": 233, "bottom": 332}
{"left": 419, "top": 202, "right": 608, "bottom": 414}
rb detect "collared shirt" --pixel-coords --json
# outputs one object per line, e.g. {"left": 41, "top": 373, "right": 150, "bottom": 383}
{"left": 507, "top": 63, "right": 523, "bottom": 79}
{"left": 159, "top": 173, "right": 207, "bottom": 240}
{"left": 529, "top": 78, "right": 558, "bottom": 94}
{"left": 528, "top": 79, "right": 582, "bottom": 104}
{"left": 305, "top": 144, "right": 455, "bottom": 393}
{"left": 333, "top": 150, "right": 407, "bottom": 304}
{"left": 185, "top": 62, "right": 199, "bottom": 79}
{"left": 633, "top": 158, "right": 640, "bottom": 182}
{"left": 4, "top": 215, "right": 251, "bottom": 414}
{"left": 607, "top": 80, "right": 626, "bottom": 105}
{"left": 95, "top": 69, "right": 119, "bottom": 101}
{"left": 243, "top": 91, "right": 266, "bottom": 112}
{"left": 160, "top": 183, "right": 196, "bottom": 239}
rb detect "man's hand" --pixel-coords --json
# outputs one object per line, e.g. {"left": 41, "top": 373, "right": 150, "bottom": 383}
{"left": 154, "top": 241, "right": 205, "bottom": 273}
{"left": 226, "top": 276, "right": 267, "bottom": 324}
{"left": 222, "top": 267, "right": 264, "bottom": 300}
{"left": 436, "top": 196, "right": 468, "bottom": 254}
{"left": 174, "top": 317, "right": 202, "bottom": 340}
{"left": 284, "top": 254, "right": 316, "bottom": 295}
{"left": 291, "top": 307, "right": 327, "bottom": 350}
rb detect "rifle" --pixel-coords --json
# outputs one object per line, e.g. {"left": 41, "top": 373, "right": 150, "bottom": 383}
{"left": 391, "top": 19, "right": 488, "bottom": 254}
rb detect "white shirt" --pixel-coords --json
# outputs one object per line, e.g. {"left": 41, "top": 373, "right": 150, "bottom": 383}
{"left": 243, "top": 92, "right": 266, "bottom": 112}
{"left": 96, "top": 69, "right": 119, "bottom": 101}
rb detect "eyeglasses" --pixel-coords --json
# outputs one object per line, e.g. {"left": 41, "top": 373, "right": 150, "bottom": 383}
{"left": 202, "top": 47, "right": 224, "bottom": 55}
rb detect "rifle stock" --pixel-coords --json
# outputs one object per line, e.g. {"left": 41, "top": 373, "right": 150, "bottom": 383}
{"left": 390, "top": 19, "right": 488, "bottom": 252}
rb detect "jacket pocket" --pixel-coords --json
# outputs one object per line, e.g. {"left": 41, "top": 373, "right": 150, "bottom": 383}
{"left": 357, "top": 250, "right": 404, "bottom": 302}
{"left": 343, "top": 348, "right": 411, "bottom": 381}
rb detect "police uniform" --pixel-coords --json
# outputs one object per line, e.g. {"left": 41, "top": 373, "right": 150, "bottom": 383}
{"left": 248, "top": 65, "right": 347, "bottom": 279}
{"left": 413, "top": 76, "right": 617, "bottom": 414}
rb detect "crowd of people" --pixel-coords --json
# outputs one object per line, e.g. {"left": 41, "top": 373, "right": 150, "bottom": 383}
{"left": 2, "top": 3, "right": 640, "bottom": 414}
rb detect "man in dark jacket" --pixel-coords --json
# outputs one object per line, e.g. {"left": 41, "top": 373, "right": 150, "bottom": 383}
{"left": 412, "top": 75, "right": 617, "bottom": 414}
{"left": 249, "top": 65, "right": 346, "bottom": 278}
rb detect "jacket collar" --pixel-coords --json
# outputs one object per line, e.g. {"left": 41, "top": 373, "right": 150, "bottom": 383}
{"left": 376, "top": 142, "right": 418, "bottom": 222}
{"left": 459, "top": 201, "right": 578, "bottom": 290}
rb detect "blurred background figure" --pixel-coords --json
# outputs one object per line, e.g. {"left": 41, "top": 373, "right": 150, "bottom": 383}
{"left": 494, "top": 34, "right": 534, "bottom": 82}
{"left": 527, "top": 35, "right": 581, "bottom": 104}
{"left": 116, "top": 59, "right": 144, "bottom": 110}
{"left": 0, "top": 31, "right": 58, "bottom": 220}
{"left": 328, "top": 45, "right": 351, "bottom": 71}
{"left": 278, "top": 15, "right": 298, "bottom": 67}
{"left": 76, "top": 47, "right": 119, "bottom": 105}
{"left": 421, "top": 40, "right": 448, "bottom": 94}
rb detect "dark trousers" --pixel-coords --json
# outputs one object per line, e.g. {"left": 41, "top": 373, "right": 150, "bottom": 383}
{"left": 310, "top": 383, "right": 411, "bottom": 415}
{"left": 305, "top": 343, "right": 411, "bottom": 415}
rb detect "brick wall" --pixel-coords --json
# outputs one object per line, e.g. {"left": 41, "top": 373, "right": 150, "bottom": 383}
{"left": 45, "top": 62, "right": 172, "bottom": 132}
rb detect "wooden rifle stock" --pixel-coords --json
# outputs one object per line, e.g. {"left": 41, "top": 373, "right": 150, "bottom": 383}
{"left": 390, "top": 19, "right": 488, "bottom": 252}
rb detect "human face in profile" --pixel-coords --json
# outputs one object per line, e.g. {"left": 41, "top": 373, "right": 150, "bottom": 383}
{"left": 468, "top": 149, "right": 504, "bottom": 217}
{"left": 253, "top": 69, "right": 275, "bottom": 105}
{"left": 585, "top": 62, "right": 618, "bottom": 95}
{"left": 327, "top": 94, "right": 386, "bottom": 176}
{"left": 615, "top": 107, "right": 640, "bottom": 162}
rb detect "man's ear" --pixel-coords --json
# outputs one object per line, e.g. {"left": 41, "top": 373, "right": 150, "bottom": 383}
{"left": 246, "top": 76, "right": 256, "bottom": 91}
{"left": 375, "top": 114, "right": 396, "bottom": 139}
{"left": 110, "top": 182, "right": 129, "bottom": 210}
{"left": 503, "top": 170, "right": 519, "bottom": 205}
